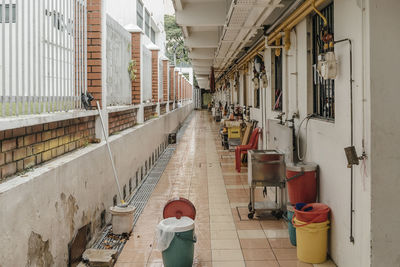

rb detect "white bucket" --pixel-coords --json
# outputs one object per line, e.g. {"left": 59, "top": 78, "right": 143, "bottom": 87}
{"left": 109, "top": 205, "right": 136, "bottom": 235}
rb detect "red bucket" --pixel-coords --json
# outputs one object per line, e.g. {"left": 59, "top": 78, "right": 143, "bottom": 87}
{"left": 286, "top": 163, "right": 318, "bottom": 204}
{"left": 293, "top": 203, "right": 330, "bottom": 227}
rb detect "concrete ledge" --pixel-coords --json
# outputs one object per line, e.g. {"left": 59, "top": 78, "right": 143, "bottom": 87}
{"left": 0, "top": 109, "right": 99, "bottom": 131}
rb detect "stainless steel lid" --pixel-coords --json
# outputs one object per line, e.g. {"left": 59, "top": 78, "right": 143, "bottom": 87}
{"left": 286, "top": 162, "right": 318, "bottom": 172}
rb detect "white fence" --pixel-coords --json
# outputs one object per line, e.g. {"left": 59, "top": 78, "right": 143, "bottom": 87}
{"left": 142, "top": 44, "right": 152, "bottom": 102}
{"left": 106, "top": 15, "right": 131, "bottom": 106}
{"left": 0, "top": 0, "right": 87, "bottom": 117}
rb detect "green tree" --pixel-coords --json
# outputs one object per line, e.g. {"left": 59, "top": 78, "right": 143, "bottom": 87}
{"left": 164, "top": 15, "right": 190, "bottom": 65}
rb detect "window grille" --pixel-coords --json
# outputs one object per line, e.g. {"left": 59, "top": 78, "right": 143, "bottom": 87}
{"left": 151, "top": 28, "right": 155, "bottom": 43}
{"left": 136, "top": 0, "right": 143, "bottom": 29}
{"left": 312, "top": 3, "right": 334, "bottom": 120}
{"left": 273, "top": 52, "right": 283, "bottom": 111}
{"left": 144, "top": 9, "right": 150, "bottom": 37}
{"left": 0, "top": 4, "right": 16, "bottom": 23}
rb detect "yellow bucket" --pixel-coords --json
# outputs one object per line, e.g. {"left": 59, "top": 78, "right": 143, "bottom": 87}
{"left": 294, "top": 218, "right": 330, "bottom": 264}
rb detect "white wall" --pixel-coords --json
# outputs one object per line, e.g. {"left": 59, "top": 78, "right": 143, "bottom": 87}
{"left": 368, "top": 0, "right": 400, "bottom": 266}
{"left": 262, "top": 1, "right": 371, "bottom": 266}
{"left": 224, "top": 1, "right": 372, "bottom": 266}
{"left": 0, "top": 104, "right": 193, "bottom": 266}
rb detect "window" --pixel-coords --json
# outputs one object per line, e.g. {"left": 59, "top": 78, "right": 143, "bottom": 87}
{"left": 0, "top": 4, "right": 16, "bottom": 23}
{"left": 312, "top": 3, "right": 334, "bottom": 119}
{"left": 145, "top": 9, "right": 150, "bottom": 37}
{"left": 136, "top": 0, "right": 144, "bottom": 29}
{"left": 272, "top": 51, "right": 283, "bottom": 111}
{"left": 151, "top": 28, "right": 155, "bottom": 43}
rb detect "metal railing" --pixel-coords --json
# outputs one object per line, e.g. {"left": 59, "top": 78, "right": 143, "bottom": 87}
{"left": 106, "top": 15, "right": 131, "bottom": 106}
{"left": 0, "top": 0, "right": 87, "bottom": 117}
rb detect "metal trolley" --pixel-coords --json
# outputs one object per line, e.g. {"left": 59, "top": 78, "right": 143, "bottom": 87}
{"left": 247, "top": 150, "right": 286, "bottom": 219}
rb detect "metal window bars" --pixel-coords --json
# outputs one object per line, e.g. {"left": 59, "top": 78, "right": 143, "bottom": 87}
{"left": 312, "top": 3, "right": 334, "bottom": 120}
{"left": 0, "top": 0, "right": 87, "bottom": 117}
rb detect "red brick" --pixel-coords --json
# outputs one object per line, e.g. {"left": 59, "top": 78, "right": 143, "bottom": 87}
{"left": 1, "top": 162, "right": 16, "bottom": 178}
{"left": 13, "top": 147, "right": 27, "bottom": 161}
{"left": 24, "top": 134, "right": 36, "bottom": 146}
{"left": 2, "top": 138, "right": 16, "bottom": 152}
{"left": 24, "top": 156, "right": 36, "bottom": 169}
{"left": 12, "top": 127, "right": 26, "bottom": 137}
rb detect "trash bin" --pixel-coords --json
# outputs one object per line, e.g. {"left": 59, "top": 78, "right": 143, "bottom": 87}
{"left": 156, "top": 197, "right": 197, "bottom": 267}
{"left": 293, "top": 218, "right": 330, "bottom": 263}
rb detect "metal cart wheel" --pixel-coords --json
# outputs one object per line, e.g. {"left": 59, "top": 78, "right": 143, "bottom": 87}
{"left": 248, "top": 212, "right": 255, "bottom": 219}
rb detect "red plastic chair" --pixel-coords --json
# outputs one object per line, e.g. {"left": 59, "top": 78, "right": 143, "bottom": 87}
{"left": 235, "top": 128, "right": 260, "bottom": 172}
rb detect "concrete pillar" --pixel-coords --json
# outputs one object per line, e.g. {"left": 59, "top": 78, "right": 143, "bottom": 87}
{"left": 87, "top": 0, "right": 107, "bottom": 138}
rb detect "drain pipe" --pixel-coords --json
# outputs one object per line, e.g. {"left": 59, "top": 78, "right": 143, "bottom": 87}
{"left": 334, "top": 38, "right": 354, "bottom": 243}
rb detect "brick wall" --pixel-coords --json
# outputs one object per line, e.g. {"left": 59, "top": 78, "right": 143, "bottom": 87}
{"left": 131, "top": 32, "right": 141, "bottom": 104}
{"left": 108, "top": 109, "right": 138, "bottom": 135}
{"left": 160, "top": 103, "right": 167, "bottom": 115}
{"left": 151, "top": 50, "right": 159, "bottom": 103}
{"left": 144, "top": 105, "right": 157, "bottom": 122}
{"left": 162, "top": 60, "right": 168, "bottom": 101}
{"left": 87, "top": 0, "right": 103, "bottom": 106}
{"left": 0, "top": 117, "right": 96, "bottom": 181}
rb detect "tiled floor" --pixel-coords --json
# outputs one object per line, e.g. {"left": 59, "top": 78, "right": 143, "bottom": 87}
{"left": 115, "top": 111, "right": 335, "bottom": 267}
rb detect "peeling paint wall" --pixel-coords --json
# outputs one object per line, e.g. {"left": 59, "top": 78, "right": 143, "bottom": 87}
{"left": 0, "top": 103, "right": 193, "bottom": 266}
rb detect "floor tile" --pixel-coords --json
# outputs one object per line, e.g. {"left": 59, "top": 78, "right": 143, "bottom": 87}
{"left": 211, "top": 239, "right": 241, "bottom": 250}
{"left": 237, "top": 230, "right": 266, "bottom": 239}
{"left": 268, "top": 238, "right": 295, "bottom": 249}
{"left": 239, "top": 238, "right": 270, "bottom": 249}
{"left": 242, "top": 248, "right": 276, "bottom": 261}
{"left": 264, "top": 229, "right": 290, "bottom": 238}
{"left": 245, "top": 261, "right": 280, "bottom": 267}
{"left": 272, "top": 248, "right": 297, "bottom": 260}
{"left": 277, "top": 260, "right": 314, "bottom": 267}
{"left": 212, "top": 261, "right": 245, "bottom": 267}
{"left": 212, "top": 249, "right": 244, "bottom": 261}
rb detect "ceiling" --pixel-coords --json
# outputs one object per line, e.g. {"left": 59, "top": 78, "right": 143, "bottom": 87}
{"left": 173, "top": 0, "right": 297, "bottom": 89}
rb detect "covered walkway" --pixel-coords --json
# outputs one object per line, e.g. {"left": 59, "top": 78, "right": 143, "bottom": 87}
{"left": 115, "top": 111, "right": 334, "bottom": 267}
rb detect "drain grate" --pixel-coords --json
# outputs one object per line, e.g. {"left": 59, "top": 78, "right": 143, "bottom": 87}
{"left": 91, "top": 111, "right": 193, "bottom": 253}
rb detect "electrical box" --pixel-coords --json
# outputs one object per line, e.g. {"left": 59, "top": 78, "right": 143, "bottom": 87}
{"left": 318, "top": 51, "right": 337, "bottom": 80}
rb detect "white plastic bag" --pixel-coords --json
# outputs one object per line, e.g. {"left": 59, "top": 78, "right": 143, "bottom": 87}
{"left": 155, "top": 216, "right": 194, "bottom": 251}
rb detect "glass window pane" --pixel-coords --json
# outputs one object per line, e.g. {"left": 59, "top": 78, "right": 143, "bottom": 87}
{"left": 5, "top": 4, "right": 9, "bottom": 23}
{"left": 151, "top": 28, "right": 155, "bottom": 43}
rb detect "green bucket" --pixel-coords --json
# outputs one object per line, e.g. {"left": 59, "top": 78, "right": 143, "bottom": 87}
{"left": 157, "top": 216, "right": 196, "bottom": 267}
{"left": 162, "top": 229, "right": 196, "bottom": 267}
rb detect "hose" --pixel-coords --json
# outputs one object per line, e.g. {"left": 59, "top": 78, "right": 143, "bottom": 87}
{"left": 296, "top": 114, "right": 314, "bottom": 162}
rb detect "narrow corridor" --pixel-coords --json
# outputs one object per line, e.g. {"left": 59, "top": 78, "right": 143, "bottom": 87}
{"left": 115, "top": 111, "right": 334, "bottom": 267}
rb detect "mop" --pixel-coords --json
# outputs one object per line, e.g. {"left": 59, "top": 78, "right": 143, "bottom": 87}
{"left": 96, "top": 101, "right": 127, "bottom": 207}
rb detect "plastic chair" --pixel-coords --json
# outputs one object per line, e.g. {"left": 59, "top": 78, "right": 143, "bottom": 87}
{"left": 235, "top": 128, "right": 260, "bottom": 172}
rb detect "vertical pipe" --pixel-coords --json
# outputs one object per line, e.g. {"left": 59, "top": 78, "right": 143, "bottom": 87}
{"left": 51, "top": 0, "right": 54, "bottom": 112}
{"left": 42, "top": 0, "right": 46, "bottom": 113}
